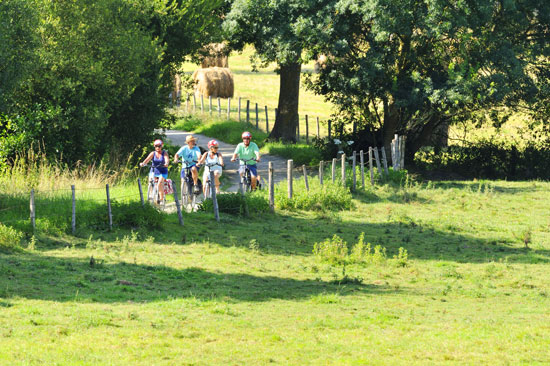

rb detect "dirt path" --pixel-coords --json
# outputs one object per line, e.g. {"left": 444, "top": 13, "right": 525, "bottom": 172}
{"left": 165, "top": 130, "right": 290, "bottom": 192}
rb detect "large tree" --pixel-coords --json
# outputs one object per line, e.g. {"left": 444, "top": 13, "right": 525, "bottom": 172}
{"left": 305, "top": 0, "right": 550, "bottom": 158}
{"left": 223, "top": 0, "right": 330, "bottom": 142}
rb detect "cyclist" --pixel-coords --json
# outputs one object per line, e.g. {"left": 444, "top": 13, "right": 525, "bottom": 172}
{"left": 139, "top": 139, "right": 169, "bottom": 203}
{"left": 198, "top": 139, "right": 224, "bottom": 195}
{"left": 174, "top": 135, "right": 201, "bottom": 193}
{"left": 231, "top": 131, "right": 261, "bottom": 190}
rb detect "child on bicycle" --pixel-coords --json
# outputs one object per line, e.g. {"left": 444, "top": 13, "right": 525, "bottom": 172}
{"left": 198, "top": 140, "right": 224, "bottom": 195}
{"left": 139, "top": 139, "right": 169, "bottom": 203}
{"left": 231, "top": 131, "right": 261, "bottom": 190}
{"left": 174, "top": 135, "right": 201, "bottom": 193}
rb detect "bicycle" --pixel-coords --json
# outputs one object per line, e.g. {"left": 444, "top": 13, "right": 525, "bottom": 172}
{"left": 179, "top": 161, "right": 200, "bottom": 211}
{"left": 143, "top": 164, "right": 166, "bottom": 207}
{"left": 203, "top": 162, "right": 223, "bottom": 199}
{"left": 239, "top": 158, "right": 260, "bottom": 193}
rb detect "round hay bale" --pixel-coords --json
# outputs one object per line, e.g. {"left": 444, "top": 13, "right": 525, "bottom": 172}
{"left": 193, "top": 67, "right": 234, "bottom": 99}
{"left": 200, "top": 43, "right": 229, "bottom": 68}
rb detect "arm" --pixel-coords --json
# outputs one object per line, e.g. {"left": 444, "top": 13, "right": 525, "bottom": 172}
{"left": 218, "top": 153, "right": 224, "bottom": 167}
{"left": 231, "top": 145, "right": 239, "bottom": 162}
{"left": 173, "top": 147, "right": 183, "bottom": 163}
{"left": 198, "top": 152, "right": 207, "bottom": 165}
{"left": 140, "top": 152, "right": 154, "bottom": 167}
{"left": 163, "top": 151, "right": 169, "bottom": 167}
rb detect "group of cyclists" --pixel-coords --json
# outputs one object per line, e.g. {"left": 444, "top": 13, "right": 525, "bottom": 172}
{"left": 139, "top": 131, "right": 261, "bottom": 202}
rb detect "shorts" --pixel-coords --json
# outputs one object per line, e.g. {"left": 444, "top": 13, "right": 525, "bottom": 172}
{"left": 154, "top": 173, "right": 168, "bottom": 179}
{"left": 181, "top": 165, "right": 197, "bottom": 179}
{"left": 203, "top": 167, "right": 222, "bottom": 182}
{"left": 239, "top": 164, "right": 258, "bottom": 177}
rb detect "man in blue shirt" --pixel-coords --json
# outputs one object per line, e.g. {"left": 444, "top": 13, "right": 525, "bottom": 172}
{"left": 174, "top": 135, "right": 202, "bottom": 193}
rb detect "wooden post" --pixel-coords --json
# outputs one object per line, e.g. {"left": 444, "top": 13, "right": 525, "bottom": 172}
{"left": 138, "top": 178, "right": 144, "bottom": 207}
{"left": 201, "top": 94, "right": 204, "bottom": 113}
{"left": 210, "top": 171, "right": 220, "bottom": 222}
{"left": 193, "top": 93, "right": 196, "bottom": 112}
{"left": 341, "top": 154, "right": 346, "bottom": 186}
{"left": 332, "top": 158, "right": 336, "bottom": 183}
{"left": 246, "top": 100, "right": 250, "bottom": 123}
{"left": 319, "top": 160, "right": 324, "bottom": 185}
{"left": 368, "top": 147, "right": 375, "bottom": 185}
{"left": 381, "top": 147, "right": 389, "bottom": 176}
{"left": 296, "top": 116, "right": 300, "bottom": 141}
{"left": 317, "top": 117, "right": 320, "bottom": 138}
{"left": 186, "top": 93, "right": 190, "bottom": 115}
{"left": 374, "top": 147, "right": 382, "bottom": 176}
{"left": 328, "top": 120, "right": 332, "bottom": 139}
{"left": 287, "top": 159, "right": 293, "bottom": 199}
{"left": 400, "top": 136, "right": 406, "bottom": 170}
{"left": 106, "top": 184, "right": 113, "bottom": 230}
{"left": 352, "top": 151, "right": 357, "bottom": 191}
{"left": 265, "top": 105, "right": 269, "bottom": 132}
{"left": 360, "top": 150, "right": 365, "bottom": 188}
{"left": 255, "top": 103, "right": 259, "bottom": 130}
{"left": 227, "top": 98, "right": 231, "bottom": 120}
{"left": 71, "top": 185, "right": 76, "bottom": 234}
{"left": 172, "top": 183, "right": 184, "bottom": 226}
{"left": 303, "top": 165, "right": 309, "bottom": 191}
{"left": 268, "top": 162, "right": 274, "bottom": 213}
{"left": 30, "top": 188, "right": 35, "bottom": 230}
{"left": 209, "top": 95, "right": 213, "bottom": 115}
{"left": 217, "top": 97, "right": 221, "bottom": 118}
{"left": 305, "top": 115, "right": 309, "bottom": 144}
{"left": 238, "top": 97, "right": 241, "bottom": 121}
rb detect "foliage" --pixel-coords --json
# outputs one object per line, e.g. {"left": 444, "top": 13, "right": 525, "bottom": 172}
{"left": 84, "top": 202, "right": 165, "bottom": 230}
{"left": 200, "top": 191, "right": 270, "bottom": 216}
{"left": 0, "top": 223, "right": 24, "bottom": 253}
{"left": 261, "top": 142, "right": 322, "bottom": 167}
{"left": 313, "top": 234, "right": 348, "bottom": 265}
{"left": 274, "top": 178, "right": 353, "bottom": 211}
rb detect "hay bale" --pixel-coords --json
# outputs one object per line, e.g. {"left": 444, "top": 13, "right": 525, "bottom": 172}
{"left": 193, "top": 67, "right": 234, "bottom": 98}
{"left": 314, "top": 54, "right": 328, "bottom": 73}
{"left": 200, "top": 43, "right": 229, "bottom": 68}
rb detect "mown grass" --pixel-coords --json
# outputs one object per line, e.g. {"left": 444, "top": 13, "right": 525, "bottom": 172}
{"left": 1, "top": 159, "right": 550, "bottom": 364}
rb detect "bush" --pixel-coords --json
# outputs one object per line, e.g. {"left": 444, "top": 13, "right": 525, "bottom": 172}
{"left": 0, "top": 223, "right": 24, "bottom": 253}
{"left": 200, "top": 191, "right": 270, "bottom": 216}
{"left": 261, "top": 142, "right": 323, "bottom": 166}
{"left": 274, "top": 178, "right": 353, "bottom": 211}
{"left": 84, "top": 201, "right": 165, "bottom": 230}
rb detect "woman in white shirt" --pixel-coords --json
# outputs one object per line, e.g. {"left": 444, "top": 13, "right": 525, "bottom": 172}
{"left": 198, "top": 140, "right": 224, "bottom": 195}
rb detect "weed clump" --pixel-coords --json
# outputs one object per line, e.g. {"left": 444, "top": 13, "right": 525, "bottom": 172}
{"left": 200, "top": 191, "right": 269, "bottom": 216}
{"left": 0, "top": 223, "right": 24, "bottom": 253}
{"left": 275, "top": 179, "right": 353, "bottom": 211}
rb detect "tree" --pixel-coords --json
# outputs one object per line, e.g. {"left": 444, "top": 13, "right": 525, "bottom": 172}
{"left": 223, "top": 0, "right": 330, "bottom": 142}
{"left": 305, "top": 0, "right": 550, "bottom": 158}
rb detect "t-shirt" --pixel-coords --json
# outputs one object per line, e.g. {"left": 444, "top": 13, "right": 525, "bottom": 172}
{"left": 176, "top": 145, "right": 201, "bottom": 167}
{"left": 234, "top": 142, "right": 259, "bottom": 165}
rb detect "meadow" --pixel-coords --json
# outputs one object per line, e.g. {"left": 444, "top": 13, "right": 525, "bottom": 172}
{"left": 1, "top": 157, "right": 549, "bottom": 364}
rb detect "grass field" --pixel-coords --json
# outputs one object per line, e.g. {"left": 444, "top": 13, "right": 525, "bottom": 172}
{"left": 1, "top": 161, "right": 549, "bottom": 364}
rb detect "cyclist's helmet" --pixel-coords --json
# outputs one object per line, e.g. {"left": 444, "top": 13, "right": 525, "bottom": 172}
{"left": 241, "top": 131, "right": 252, "bottom": 139}
{"left": 154, "top": 139, "right": 163, "bottom": 147}
{"left": 208, "top": 140, "right": 219, "bottom": 148}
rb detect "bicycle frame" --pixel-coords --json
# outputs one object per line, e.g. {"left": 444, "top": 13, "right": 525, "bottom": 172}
{"left": 203, "top": 162, "right": 222, "bottom": 199}
{"left": 239, "top": 158, "right": 256, "bottom": 192}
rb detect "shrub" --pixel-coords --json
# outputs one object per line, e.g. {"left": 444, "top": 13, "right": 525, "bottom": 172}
{"left": 313, "top": 234, "right": 348, "bottom": 265}
{"left": 0, "top": 223, "right": 24, "bottom": 253}
{"left": 261, "top": 142, "right": 323, "bottom": 166}
{"left": 200, "top": 191, "right": 270, "bottom": 216}
{"left": 274, "top": 178, "right": 353, "bottom": 211}
{"left": 84, "top": 201, "right": 165, "bottom": 230}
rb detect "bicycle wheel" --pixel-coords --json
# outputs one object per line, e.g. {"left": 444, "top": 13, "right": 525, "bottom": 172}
{"left": 147, "top": 181, "right": 154, "bottom": 202}
{"left": 181, "top": 179, "right": 187, "bottom": 208}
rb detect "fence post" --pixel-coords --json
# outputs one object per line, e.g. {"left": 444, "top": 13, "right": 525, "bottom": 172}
{"left": 217, "top": 97, "right": 221, "bottom": 118}
{"left": 373, "top": 147, "right": 382, "bottom": 176}
{"left": 71, "top": 185, "right": 76, "bottom": 234}
{"left": 287, "top": 159, "right": 293, "bottom": 199}
{"left": 305, "top": 115, "right": 309, "bottom": 144}
{"left": 303, "top": 165, "right": 309, "bottom": 191}
{"left": 352, "top": 151, "right": 356, "bottom": 191}
{"left": 201, "top": 94, "right": 204, "bottom": 114}
{"left": 193, "top": 93, "right": 196, "bottom": 112}
{"left": 296, "top": 115, "right": 300, "bottom": 141}
{"left": 186, "top": 93, "right": 190, "bottom": 115}
{"left": 138, "top": 178, "right": 144, "bottom": 207}
{"left": 341, "top": 154, "right": 346, "bottom": 186}
{"left": 381, "top": 147, "right": 389, "bottom": 176}
{"left": 332, "top": 158, "right": 336, "bottom": 183}
{"left": 172, "top": 183, "right": 184, "bottom": 226}
{"left": 246, "top": 100, "right": 250, "bottom": 123}
{"left": 227, "top": 98, "right": 231, "bottom": 120}
{"left": 360, "top": 150, "right": 365, "bottom": 188}
{"left": 400, "top": 136, "right": 406, "bottom": 170}
{"left": 319, "top": 160, "right": 324, "bottom": 185}
{"left": 328, "top": 120, "right": 332, "bottom": 139}
{"left": 238, "top": 97, "right": 241, "bottom": 121}
{"left": 269, "top": 161, "right": 274, "bottom": 213}
{"left": 255, "top": 103, "right": 259, "bottom": 130}
{"left": 30, "top": 188, "right": 35, "bottom": 230}
{"left": 369, "top": 147, "right": 375, "bottom": 185}
{"left": 265, "top": 106, "right": 269, "bottom": 132}
{"left": 209, "top": 96, "right": 213, "bottom": 115}
{"left": 210, "top": 171, "right": 220, "bottom": 222}
{"left": 106, "top": 184, "right": 113, "bottom": 230}
{"left": 317, "top": 117, "right": 320, "bottom": 138}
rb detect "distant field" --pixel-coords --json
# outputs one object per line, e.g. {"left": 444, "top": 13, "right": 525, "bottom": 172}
{"left": 177, "top": 46, "right": 334, "bottom": 137}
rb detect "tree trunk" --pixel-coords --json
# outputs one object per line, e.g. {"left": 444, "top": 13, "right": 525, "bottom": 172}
{"left": 382, "top": 99, "right": 399, "bottom": 152}
{"left": 269, "top": 62, "right": 301, "bottom": 142}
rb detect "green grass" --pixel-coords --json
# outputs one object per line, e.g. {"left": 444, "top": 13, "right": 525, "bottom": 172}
{"left": 1, "top": 159, "right": 550, "bottom": 364}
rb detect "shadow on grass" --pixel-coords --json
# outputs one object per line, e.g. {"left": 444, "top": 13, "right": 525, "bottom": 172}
{"left": 429, "top": 181, "right": 543, "bottom": 194}
{"left": 0, "top": 253, "right": 388, "bottom": 303}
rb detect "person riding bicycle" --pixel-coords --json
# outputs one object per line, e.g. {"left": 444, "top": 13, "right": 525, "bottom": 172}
{"left": 198, "top": 140, "right": 224, "bottom": 195}
{"left": 139, "top": 139, "right": 169, "bottom": 203}
{"left": 174, "top": 135, "right": 201, "bottom": 193}
{"left": 231, "top": 131, "right": 261, "bottom": 190}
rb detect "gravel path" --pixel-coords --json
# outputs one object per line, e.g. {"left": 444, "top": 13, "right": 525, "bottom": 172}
{"left": 165, "top": 130, "right": 290, "bottom": 192}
